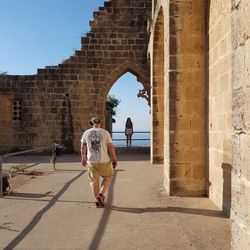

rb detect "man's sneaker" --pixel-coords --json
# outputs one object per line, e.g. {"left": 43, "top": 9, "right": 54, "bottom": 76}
{"left": 97, "top": 193, "right": 105, "bottom": 207}
{"left": 95, "top": 201, "right": 104, "bottom": 208}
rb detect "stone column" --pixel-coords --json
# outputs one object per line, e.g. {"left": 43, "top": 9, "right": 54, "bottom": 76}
{"left": 231, "top": 0, "right": 250, "bottom": 248}
{"left": 168, "top": 0, "right": 207, "bottom": 195}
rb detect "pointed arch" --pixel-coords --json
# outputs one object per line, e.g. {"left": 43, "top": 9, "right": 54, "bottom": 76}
{"left": 104, "top": 60, "right": 149, "bottom": 97}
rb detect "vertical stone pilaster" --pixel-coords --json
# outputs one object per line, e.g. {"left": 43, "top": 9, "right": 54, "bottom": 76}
{"left": 207, "top": 0, "right": 232, "bottom": 214}
{"left": 231, "top": 0, "right": 250, "bottom": 248}
{"left": 168, "top": 0, "right": 207, "bottom": 196}
{"left": 151, "top": 7, "right": 164, "bottom": 164}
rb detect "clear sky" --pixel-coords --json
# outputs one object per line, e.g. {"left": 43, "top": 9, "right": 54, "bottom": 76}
{"left": 0, "top": 0, "right": 150, "bottom": 131}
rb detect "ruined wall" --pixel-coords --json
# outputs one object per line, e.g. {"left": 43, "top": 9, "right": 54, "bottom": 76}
{"left": 0, "top": 73, "right": 81, "bottom": 152}
{"left": 207, "top": 0, "right": 232, "bottom": 215}
{"left": 150, "top": 0, "right": 207, "bottom": 196}
{"left": 231, "top": 0, "right": 250, "bottom": 248}
{"left": 0, "top": 0, "right": 151, "bottom": 153}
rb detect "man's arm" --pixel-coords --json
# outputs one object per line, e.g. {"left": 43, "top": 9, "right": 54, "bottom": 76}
{"left": 107, "top": 143, "right": 117, "bottom": 169}
{"left": 81, "top": 142, "right": 87, "bottom": 167}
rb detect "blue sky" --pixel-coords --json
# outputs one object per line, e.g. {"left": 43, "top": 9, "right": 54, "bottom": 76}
{"left": 0, "top": 0, "right": 150, "bottom": 131}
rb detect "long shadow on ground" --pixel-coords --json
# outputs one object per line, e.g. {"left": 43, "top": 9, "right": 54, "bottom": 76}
{"left": 3, "top": 171, "right": 86, "bottom": 250}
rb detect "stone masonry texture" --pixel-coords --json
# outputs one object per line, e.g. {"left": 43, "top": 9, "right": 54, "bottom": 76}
{"left": 0, "top": 0, "right": 151, "bottom": 153}
{"left": 231, "top": 0, "right": 250, "bottom": 249}
{"left": 149, "top": 0, "right": 207, "bottom": 196}
{"left": 0, "top": 1, "right": 250, "bottom": 249}
{"left": 208, "top": 0, "right": 232, "bottom": 217}
{"left": 149, "top": 0, "right": 250, "bottom": 249}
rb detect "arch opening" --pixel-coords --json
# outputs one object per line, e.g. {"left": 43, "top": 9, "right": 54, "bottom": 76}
{"left": 106, "top": 71, "right": 150, "bottom": 148}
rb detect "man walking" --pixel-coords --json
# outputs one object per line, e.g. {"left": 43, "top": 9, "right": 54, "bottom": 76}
{"left": 81, "top": 116, "right": 117, "bottom": 208}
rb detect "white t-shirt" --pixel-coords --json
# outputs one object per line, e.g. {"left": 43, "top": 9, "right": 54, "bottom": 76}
{"left": 81, "top": 128, "right": 112, "bottom": 163}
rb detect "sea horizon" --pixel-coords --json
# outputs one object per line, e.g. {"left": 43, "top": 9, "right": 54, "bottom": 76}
{"left": 111, "top": 130, "right": 150, "bottom": 147}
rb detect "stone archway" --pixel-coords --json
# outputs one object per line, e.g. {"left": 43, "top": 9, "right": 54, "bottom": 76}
{"left": 96, "top": 60, "right": 150, "bottom": 128}
{"left": 102, "top": 61, "right": 150, "bottom": 136}
{"left": 104, "top": 60, "right": 150, "bottom": 99}
{"left": 102, "top": 61, "right": 150, "bottom": 128}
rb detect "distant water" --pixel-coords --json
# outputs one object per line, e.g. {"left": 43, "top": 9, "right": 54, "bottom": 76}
{"left": 112, "top": 131, "right": 150, "bottom": 147}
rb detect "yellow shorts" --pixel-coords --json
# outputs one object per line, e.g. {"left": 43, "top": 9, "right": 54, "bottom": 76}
{"left": 88, "top": 162, "right": 112, "bottom": 186}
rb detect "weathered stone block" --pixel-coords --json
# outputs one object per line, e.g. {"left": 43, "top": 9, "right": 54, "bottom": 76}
{"left": 231, "top": 221, "right": 250, "bottom": 250}
{"left": 240, "top": 134, "right": 250, "bottom": 181}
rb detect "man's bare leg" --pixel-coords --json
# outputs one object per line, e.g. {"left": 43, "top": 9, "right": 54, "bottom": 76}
{"left": 100, "top": 179, "right": 111, "bottom": 197}
{"left": 91, "top": 185, "right": 99, "bottom": 201}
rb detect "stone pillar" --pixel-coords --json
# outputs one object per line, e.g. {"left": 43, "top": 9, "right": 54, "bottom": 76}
{"left": 169, "top": 0, "right": 207, "bottom": 196}
{"left": 151, "top": 8, "right": 164, "bottom": 164}
{"left": 231, "top": 0, "right": 250, "bottom": 248}
{"left": 207, "top": 0, "right": 232, "bottom": 215}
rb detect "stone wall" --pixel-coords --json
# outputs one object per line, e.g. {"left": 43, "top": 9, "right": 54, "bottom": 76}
{"left": 231, "top": 0, "right": 250, "bottom": 248}
{"left": 149, "top": 0, "right": 250, "bottom": 248}
{"left": 1, "top": 0, "right": 250, "bottom": 247}
{"left": 0, "top": 0, "right": 151, "bottom": 153}
{"left": 0, "top": 91, "right": 14, "bottom": 151}
{"left": 207, "top": 0, "right": 232, "bottom": 216}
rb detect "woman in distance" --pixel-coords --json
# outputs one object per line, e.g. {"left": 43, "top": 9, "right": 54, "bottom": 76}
{"left": 125, "top": 117, "right": 133, "bottom": 147}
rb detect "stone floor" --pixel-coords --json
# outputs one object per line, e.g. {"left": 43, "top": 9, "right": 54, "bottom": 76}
{"left": 0, "top": 153, "right": 231, "bottom": 250}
